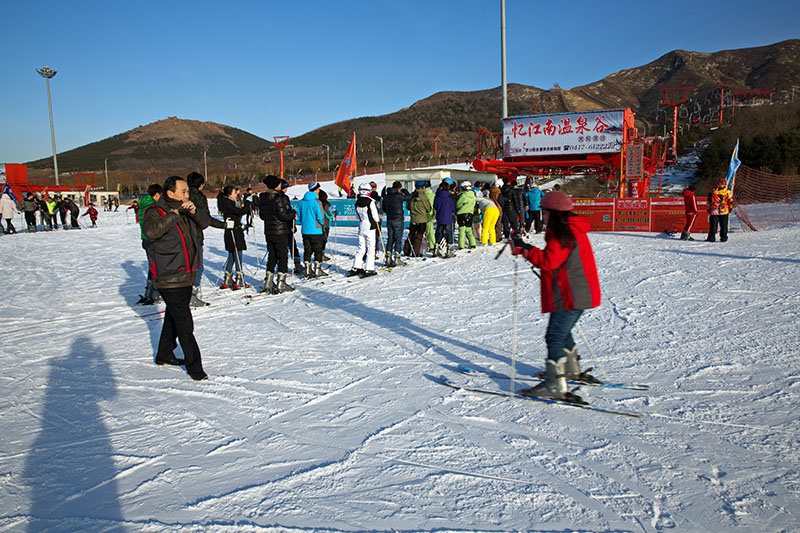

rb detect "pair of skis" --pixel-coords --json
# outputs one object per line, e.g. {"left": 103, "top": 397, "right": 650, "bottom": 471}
{"left": 434, "top": 364, "right": 647, "bottom": 418}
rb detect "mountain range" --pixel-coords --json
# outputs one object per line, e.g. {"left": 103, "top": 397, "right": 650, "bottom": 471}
{"left": 27, "top": 39, "right": 800, "bottom": 181}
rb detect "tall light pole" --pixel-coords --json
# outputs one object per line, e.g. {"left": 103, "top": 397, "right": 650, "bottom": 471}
{"left": 375, "top": 136, "right": 384, "bottom": 167}
{"left": 104, "top": 158, "right": 109, "bottom": 191}
{"left": 36, "top": 65, "right": 59, "bottom": 185}
{"left": 321, "top": 144, "right": 330, "bottom": 171}
{"left": 500, "top": 0, "right": 508, "bottom": 119}
{"left": 203, "top": 150, "right": 208, "bottom": 178}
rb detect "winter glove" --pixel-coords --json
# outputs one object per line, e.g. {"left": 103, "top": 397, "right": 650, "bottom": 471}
{"left": 511, "top": 234, "right": 532, "bottom": 256}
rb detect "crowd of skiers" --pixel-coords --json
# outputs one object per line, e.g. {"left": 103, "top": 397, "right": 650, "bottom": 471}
{"left": 0, "top": 190, "right": 101, "bottom": 235}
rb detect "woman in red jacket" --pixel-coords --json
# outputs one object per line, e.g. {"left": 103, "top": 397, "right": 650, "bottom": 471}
{"left": 512, "top": 190, "right": 601, "bottom": 401}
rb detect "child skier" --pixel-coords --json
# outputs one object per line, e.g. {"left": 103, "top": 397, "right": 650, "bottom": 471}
{"left": 81, "top": 203, "right": 99, "bottom": 227}
{"left": 511, "top": 190, "right": 601, "bottom": 401}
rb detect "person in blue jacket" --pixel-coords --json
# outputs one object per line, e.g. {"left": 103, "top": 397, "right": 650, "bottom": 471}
{"left": 433, "top": 180, "right": 456, "bottom": 258}
{"left": 297, "top": 182, "right": 328, "bottom": 278}
{"left": 526, "top": 183, "right": 545, "bottom": 233}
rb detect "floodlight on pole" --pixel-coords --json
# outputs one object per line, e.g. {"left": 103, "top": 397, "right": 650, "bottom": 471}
{"left": 104, "top": 158, "right": 109, "bottom": 191}
{"left": 321, "top": 144, "right": 330, "bottom": 171}
{"left": 375, "top": 136, "right": 384, "bottom": 166}
{"left": 500, "top": 0, "right": 508, "bottom": 119}
{"left": 36, "top": 65, "right": 60, "bottom": 186}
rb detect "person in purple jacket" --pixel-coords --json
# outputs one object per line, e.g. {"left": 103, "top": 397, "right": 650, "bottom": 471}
{"left": 433, "top": 180, "right": 456, "bottom": 258}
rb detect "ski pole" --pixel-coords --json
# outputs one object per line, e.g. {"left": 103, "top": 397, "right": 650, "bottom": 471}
{"left": 511, "top": 254, "right": 519, "bottom": 395}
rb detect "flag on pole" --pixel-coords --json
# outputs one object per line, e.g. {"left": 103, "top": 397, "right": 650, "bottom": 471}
{"left": 335, "top": 132, "right": 356, "bottom": 195}
{"left": 723, "top": 139, "right": 741, "bottom": 189}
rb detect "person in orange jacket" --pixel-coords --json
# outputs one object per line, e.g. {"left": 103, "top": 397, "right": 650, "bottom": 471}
{"left": 706, "top": 178, "right": 734, "bottom": 242}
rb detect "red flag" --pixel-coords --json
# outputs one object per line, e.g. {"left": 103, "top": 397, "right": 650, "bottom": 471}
{"left": 335, "top": 133, "right": 356, "bottom": 195}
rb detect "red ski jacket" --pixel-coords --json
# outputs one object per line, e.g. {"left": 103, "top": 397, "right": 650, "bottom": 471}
{"left": 520, "top": 215, "right": 601, "bottom": 313}
{"left": 682, "top": 188, "right": 697, "bottom": 214}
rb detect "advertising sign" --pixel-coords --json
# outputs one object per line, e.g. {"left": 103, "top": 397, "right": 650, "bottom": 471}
{"left": 0, "top": 164, "right": 5, "bottom": 185}
{"left": 503, "top": 108, "right": 626, "bottom": 158}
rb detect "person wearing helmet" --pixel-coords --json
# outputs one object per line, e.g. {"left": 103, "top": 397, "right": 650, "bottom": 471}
{"left": 349, "top": 183, "right": 380, "bottom": 277}
{"left": 455, "top": 181, "right": 477, "bottom": 249}
{"left": 510, "top": 190, "right": 601, "bottom": 402}
{"left": 706, "top": 178, "right": 734, "bottom": 242}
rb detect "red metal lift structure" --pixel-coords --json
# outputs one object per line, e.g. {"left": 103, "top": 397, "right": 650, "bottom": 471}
{"left": 472, "top": 107, "right": 668, "bottom": 198}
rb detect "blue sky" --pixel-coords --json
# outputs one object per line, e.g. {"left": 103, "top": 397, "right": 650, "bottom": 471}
{"left": 2, "top": 0, "right": 798, "bottom": 163}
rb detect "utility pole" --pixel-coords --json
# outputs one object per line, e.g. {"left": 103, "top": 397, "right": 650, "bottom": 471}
{"left": 36, "top": 65, "right": 59, "bottom": 185}
{"left": 321, "top": 144, "right": 330, "bottom": 170}
{"left": 375, "top": 136, "right": 384, "bottom": 167}
{"left": 204, "top": 150, "right": 208, "bottom": 179}
{"left": 104, "top": 158, "right": 109, "bottom": 191}
{"left": 500, "top": 0, "right": 508, "bottom": 119}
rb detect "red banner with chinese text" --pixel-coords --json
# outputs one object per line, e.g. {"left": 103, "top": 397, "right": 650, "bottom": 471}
{"left": 572, "top": 197, "right": 710, "bottom": 233}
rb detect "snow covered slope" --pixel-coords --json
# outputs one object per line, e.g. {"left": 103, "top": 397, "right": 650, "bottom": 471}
{"left": 1, "top": 209, "right": 799, "bottom": 531}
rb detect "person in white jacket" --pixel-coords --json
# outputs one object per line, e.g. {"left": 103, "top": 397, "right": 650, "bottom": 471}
{"left": 348, "top": 183, "right": 380, "bottom": 278}
{"left": 0, "top": 192, "right": 19, "bottom": 234}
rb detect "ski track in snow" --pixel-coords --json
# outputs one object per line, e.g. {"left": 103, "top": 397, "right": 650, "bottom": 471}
{"left": 1, "top": 194, "right": 799, "bottom": 532}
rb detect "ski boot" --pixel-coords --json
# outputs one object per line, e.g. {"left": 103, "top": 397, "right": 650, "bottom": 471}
{"left": 303, "top": 261, "right": 316, "bottom": 279}
{"left": 518, "top": 357, "right": 584, "bottom": 403}
{"left": 393, "top": 252, "right": 406, "bottom": 267}
{"left": 563, "top": 346, "right": 600, "bottom": 384}
{"left": 234, "top": 273, "right": 249, "bottom": 290}
{"left": 221, "top": 271, "right": 234, "bottom": 290}
{"left": 347, "top": 268, "right": 364, "bottom": 277}
{"left": 361, "top": 270, "right": 377, "bottom": 278}
{"left": 276, "top": 273, "right": 295, "bottom": 293}
{"left": 261, "top": 272, "right": 276, "bottom": 294}
{"left": 190, "top": 286, "right": 210, "bottom": 307}
{"left": 314, "top": 261, "right": 328, "bottom": 277}
{"left": 384, "top": 253, "right": 395, "bottom": 268}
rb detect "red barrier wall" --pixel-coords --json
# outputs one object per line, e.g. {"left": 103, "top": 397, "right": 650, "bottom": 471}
{"left": 572, "top": 197, "right": 710, "bottom": 233}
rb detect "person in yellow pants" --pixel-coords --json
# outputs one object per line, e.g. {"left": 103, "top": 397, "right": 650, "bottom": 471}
{"left": 477, "top": 194, "right": 499, "bottom": 245}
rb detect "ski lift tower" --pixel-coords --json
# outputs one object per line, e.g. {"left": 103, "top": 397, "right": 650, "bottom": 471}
{"left": 430, "top": 129, "right": 441, "bottom": 155}
{"left": 661, "top": 87, "right": 692, "bottom": 162}
{"left": 273, "top": 136, "right": 291, "bottom": 180}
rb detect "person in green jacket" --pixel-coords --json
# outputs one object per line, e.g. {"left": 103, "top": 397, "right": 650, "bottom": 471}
{"left": 456, "top": 181, "right": 477, "bottom": 249}
{"left": 404, "top": 181, "right": 433, "bottom": 257}
{"left": 422, "top": 182, "right": 436, "bottom": 251}
{"left": 45, "top": 196, "right": 57, "bottom": 229}
{"left": 137, "top": 184, "right": 163, "bottom": 305}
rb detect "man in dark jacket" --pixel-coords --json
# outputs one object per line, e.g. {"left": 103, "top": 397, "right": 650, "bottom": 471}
{"left": 500, "top": 179, "right": 521, "bottom": 238}
{"left": 142, "top": 175, "right": 211, "bottom": 381}
{"left": 23, "top": 193, "right": 38, "bottom": 232}
{"left": 187, "top": 172, "right": 225, "bottom": 307}
{"left": 55, "top": 196, "right": 68, "bottom": 230}
{"left": 64, "top": 197, "right": 80, "bottom": 229}
{"left": 259, "top": 175, "right": 297, "bottom": 294}
{"left": 381, "top": 181, "right": 410, "bottom": 267}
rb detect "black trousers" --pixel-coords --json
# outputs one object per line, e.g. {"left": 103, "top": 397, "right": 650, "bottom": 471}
{"left": 157, "top": 286, "right": 203, "bottom": 374}
{"left": 708, "top": 214, "right": 729, "bottom": 242}
{"left": 302, "top": 233, "right": 325, "bottom": 262}
{"left": 266, "top": 233, "right": 290, "bottom": 274}
{"left": 25, "top": 212, "right": 37, "bottom": 230}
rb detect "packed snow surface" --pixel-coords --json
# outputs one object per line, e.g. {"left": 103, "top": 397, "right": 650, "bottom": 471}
{"left": 1, "top": 200, "right": 799, "bottom": 531}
